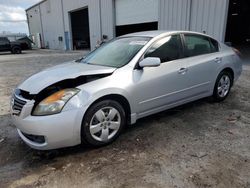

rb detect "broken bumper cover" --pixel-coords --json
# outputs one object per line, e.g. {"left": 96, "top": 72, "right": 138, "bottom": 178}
{"left": 11, "top": 93, "right": 89, "bottom": 150}
{"left": 13, "top": 108, "right": 82, "bottom": 150}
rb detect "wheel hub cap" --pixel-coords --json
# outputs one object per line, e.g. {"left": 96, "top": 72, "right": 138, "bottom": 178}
{"left": 217, "top": 75, "right": 231, "bottom": 98}
{"left": 90, "top": 107, "right": 121, "bottom": 142}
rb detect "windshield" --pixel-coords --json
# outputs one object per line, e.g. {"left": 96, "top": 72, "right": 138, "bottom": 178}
{"left": 81, "top": 37, "right": 151, "bottom": 68}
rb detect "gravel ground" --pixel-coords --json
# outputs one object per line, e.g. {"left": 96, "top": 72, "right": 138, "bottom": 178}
{"left": 0, "top": 50, "right": 249, "bottom": 188}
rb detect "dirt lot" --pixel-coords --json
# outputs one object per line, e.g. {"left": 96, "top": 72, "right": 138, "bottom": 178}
{"left": 0, "top": 50, "right": 249, "bottom": 188}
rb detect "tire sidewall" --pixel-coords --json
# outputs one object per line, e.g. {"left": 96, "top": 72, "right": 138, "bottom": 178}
{"left": 213, "top": 71, "right": 233, "bottom": 101}
{"left": 81, "top": 100, "right": 126, "bottom": 147}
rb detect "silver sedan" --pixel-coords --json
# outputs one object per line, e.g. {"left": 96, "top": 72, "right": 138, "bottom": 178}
{"left": 11, "top": 31, "right": 242, "bottom": 150}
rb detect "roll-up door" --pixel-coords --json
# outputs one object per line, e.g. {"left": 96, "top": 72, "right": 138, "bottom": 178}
{"left": 115, "top": 0, "right": 159, "bottom": 36}
{"left": 115, "top": 0, "right": 158, "bottom": 26}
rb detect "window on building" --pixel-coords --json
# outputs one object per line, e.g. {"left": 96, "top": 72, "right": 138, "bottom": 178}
{"left": 145, "top": 35, "right": 183, "bottom": 63}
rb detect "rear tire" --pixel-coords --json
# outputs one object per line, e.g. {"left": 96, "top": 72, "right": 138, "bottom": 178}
{"left": 212, "top": 71, "right": 233, "bottom": 102}
{"left": 81, "top": 100, "right": 126, "bottom": 147}
{"left": 11, "top": 46, "right": 22, "bottom": 54}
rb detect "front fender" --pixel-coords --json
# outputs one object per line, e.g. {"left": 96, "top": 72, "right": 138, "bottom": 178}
{"left": 80, "top": 88, "right": 135, "bottom": 114}
{"left": 69, "top": 88, "right": 136, "bottom": 142}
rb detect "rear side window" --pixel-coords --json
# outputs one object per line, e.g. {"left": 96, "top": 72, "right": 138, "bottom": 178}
{"left": 145, "top": 35, "right": 183, "bottom": 63}
{"left": 210, "top": 38, "right": 219, "bottom": 53}
{"left": 184, "top": 35, "right": 218, "bottom": 57}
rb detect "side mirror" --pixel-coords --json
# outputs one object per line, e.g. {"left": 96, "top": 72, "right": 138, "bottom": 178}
{"left": 139, "top": 57, "right": 161, "bottom": 68}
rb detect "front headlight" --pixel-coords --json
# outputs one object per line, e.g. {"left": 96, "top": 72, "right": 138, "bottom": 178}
{"left": 33, "top": 88, "right": 80, "bottom": 116}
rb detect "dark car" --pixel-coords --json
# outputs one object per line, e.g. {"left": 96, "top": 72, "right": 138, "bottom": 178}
{"left": 0, "top": 37, "right": 22, "bottom": 54}
{"left": 17, "top": 36, "right": 33, "bottom": 50}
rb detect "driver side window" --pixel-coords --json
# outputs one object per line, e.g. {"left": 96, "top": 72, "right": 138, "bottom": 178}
{"left": 145, "top": 35, "right": 182, "bottom": 63}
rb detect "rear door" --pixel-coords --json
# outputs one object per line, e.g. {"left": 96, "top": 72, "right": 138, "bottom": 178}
{"left": 181, "top": 34, "right": 221, "bottom": 96}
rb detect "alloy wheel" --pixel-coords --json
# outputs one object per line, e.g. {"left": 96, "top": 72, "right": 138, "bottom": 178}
{"left": 217, "top": 75, "right": 231, "bottom": 98}
{"left": 89, "top": 107, "right": 121, "bottom": 142}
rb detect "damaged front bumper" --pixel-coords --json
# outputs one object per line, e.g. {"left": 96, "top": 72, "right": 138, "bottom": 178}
{"left": 11, "top": 92, "right": 88, "bottom": 150}
{"left": 13, "top": 109, "right": 81, "bottom": 150}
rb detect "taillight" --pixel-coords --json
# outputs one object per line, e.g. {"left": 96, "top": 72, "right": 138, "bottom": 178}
{"left": 232, "top": 48, "right": 243, "bottom": 59}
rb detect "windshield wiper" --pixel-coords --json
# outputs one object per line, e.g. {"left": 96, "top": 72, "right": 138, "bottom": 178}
{"left": 87, "top": 62, "right": 117, "bottom": 68}
{"left": 75, "top": 57, "right": 84, "bottom": 63}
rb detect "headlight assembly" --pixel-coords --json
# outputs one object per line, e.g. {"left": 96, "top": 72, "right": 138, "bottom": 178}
{"left": 33, "top": 88, "right": 80, "bottom": 116}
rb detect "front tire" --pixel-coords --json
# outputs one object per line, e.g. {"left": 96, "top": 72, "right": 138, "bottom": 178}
{"left": 81, "top": 100, "right": 126, "bottom": 147}
{"left": 212, "top": 71, "right": 233, "bottom": 102}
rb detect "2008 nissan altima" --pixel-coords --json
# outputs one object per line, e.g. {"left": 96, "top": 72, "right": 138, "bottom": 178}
{"left": 11, "top": 31, "right": 242, "bottom": 150}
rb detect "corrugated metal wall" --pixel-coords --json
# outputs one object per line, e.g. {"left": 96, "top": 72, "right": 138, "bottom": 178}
{"left": 27, "top": 0, "right": 114, "bottom": 50}
{"left": 26, "top": 5, "right": 44, "bottom": 48}
{"left": 159, "top": 0, "right": 191, "bottom": 31}
{"left": 62, "top": 0, "right": 100, "bottom": 50}
{"left": 62, "top": 0, "right": 114, "bottom": 50}
{"left": 27, "top": 0, "right": 229, "bottom": 50}
{"left": 189, "top": 0, "right": 229, "bottom": 41}
{"left": 40, "top": 0, "right": 65, "bottom": 49}
{"left": 159, "top": 0, "right": 229, "bottom": 41}
{"left": 100, "top": 0, "right": 115, "bottom": 40}
{"left": 88, "top": 0, "right": 102, "bottom": 49}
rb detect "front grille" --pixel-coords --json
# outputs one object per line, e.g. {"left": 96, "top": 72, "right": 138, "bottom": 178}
{"left": 12, "top": 95, "right": 27, "bottom": 116}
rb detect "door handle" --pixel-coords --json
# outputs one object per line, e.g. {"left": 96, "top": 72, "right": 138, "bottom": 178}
{"left": 178, "top": 68, "right": 188, "bottom": 74}
{"left": 214, "top": 57, "right": 222, "bottom": 63}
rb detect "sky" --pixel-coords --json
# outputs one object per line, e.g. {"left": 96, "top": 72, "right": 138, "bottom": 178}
{"left": 0, "top": 0, "right": 40, "bottom": 34}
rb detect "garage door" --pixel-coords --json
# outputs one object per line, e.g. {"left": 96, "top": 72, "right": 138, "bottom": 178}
{"left": 115, "top": 0, "right": 159, "bottom": 26}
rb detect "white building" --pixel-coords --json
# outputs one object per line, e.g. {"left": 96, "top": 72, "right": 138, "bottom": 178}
{"left": 26, "top": 0, "right": 250, "bottom": 50}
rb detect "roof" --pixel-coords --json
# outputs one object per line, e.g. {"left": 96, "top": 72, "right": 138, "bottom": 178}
{"left": 122, "top": 30, "right": 213, "bottom": 39}
{"left": 26, "top": 0, "right": 47, "bottom": 11}
{"left": 17, "top": 36, "right": 34, "bottom": 44}
{"left": 122, "top": 31, "right": 168, "bottom": 38}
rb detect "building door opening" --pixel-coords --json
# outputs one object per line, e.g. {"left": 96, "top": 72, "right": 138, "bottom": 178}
{"left": 116, "top": 22, "right": 158, "bottom": 37}
{"left": 225, "top": 0, "right": 250, "bottom": 46}
{"left": 70, "top": 8, "right": 90, "bottom": 50}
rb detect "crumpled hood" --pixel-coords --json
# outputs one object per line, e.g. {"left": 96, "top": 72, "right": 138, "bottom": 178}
{"left": 18, "top": 61, "right": 116, "bottom": 94}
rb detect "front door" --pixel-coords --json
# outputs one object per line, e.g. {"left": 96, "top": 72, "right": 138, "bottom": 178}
{"left": 0, "top": 38, "right": 10, "bottom": 51}
{"left": 131, "top": 35, "right": 191, "bottom": 115}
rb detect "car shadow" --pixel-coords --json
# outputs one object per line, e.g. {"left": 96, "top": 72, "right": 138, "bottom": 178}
{"left": 26, "top": 97, "right": 212, "bottom": 161}
{"left": 0, "top": 96, "right": 226, "bottom": 186}
{"left": 0, "top": 52, "right": 28, "bottom": 55}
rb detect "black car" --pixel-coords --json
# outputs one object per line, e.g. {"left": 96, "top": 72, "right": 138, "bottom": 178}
{"left": 0, "top": 37, "right": 22, "bottom": 54}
